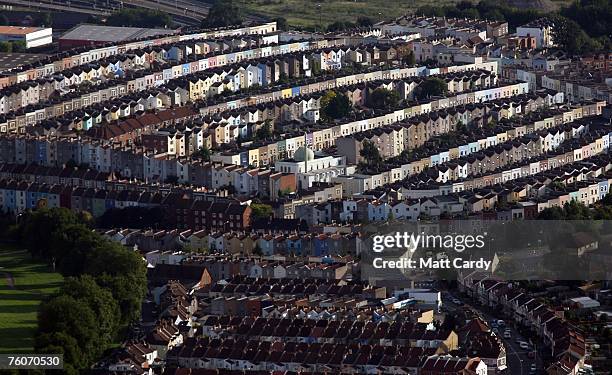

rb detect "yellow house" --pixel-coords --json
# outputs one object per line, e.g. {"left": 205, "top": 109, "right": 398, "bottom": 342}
{"left": 248, "top": 148, "right": 260, "bottom": 166}
{"left": 281, "top": 88, "right": 292, "bottom": 99}
{"left": 189, "top": 78, "right": 203, "bottom": 101}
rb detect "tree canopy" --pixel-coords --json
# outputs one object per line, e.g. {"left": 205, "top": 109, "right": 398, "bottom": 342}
{"left": 358, "top": 140, "right": 384, "bottom": 172}
{"left": 551, "top": 15, "right": 603, "bottom": 56}
{"left": 19, "top": 208, "right": 147, "bottom": 372}
{"left": 417, "top": 77, "right": 448, "bottom": 100}
{"left": 251, "top": 203, "right": 274, "bottom": 220}
{"left": 37, "top": 295, "right": 101, "bottom": 367}
{"left": 368, "top": 88, "right": 400, "bottom": 110}
{"left": 107, "top": 8, "right": 172, "bottom": 28}
{"left": 192, "top": 146, "right": 212, "bottom": 161}
{"left": 201, "top": 0, "right": 243, "bottom": 28}
{"left": 320, "top": 91, "right": 352, "bottom": 120}
{"left": 255, "top": 120, "right": 273, "bottom": 140}
{"left": 59, "top": 276, "right": 121, "bottom": 350}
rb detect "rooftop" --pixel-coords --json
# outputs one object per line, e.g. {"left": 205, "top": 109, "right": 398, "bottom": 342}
{"left": 0, "top": 53, "right": 48, "bottom": 72}
{"left": 60, "top": 24, "right": 176, "bottom": 43}
{"left": 0, "top": 26, "right": 46, "bottom": 35}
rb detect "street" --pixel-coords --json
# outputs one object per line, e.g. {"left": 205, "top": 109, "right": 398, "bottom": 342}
{"left": 442, "top": 292, "right": 544, "bottom": 374}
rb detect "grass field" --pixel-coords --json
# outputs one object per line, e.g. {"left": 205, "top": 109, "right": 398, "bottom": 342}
{"left": 235, "top": 0, "right": 572, "bottom": 28}
{"left": 238, "top": 0, "right": 460, "bottom": 28}
{"left": 0, "top": 247, "right": 63, "bottom": 354}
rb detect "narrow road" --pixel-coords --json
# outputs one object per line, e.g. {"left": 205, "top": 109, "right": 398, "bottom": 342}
{"left": 442, "top": 292, "right": 542, "bottom": 374}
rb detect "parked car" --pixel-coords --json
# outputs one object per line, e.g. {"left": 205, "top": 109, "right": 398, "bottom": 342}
{"left": 520, "top": 342, "right": 530, "bottom": 350}
{"left": 497, "top": 320, "right": 506, "bottom": 326}
{"left": 452, "top": 298, "right": 463, "bottom": 305}
{"left": 504, "top": 331, "right": 512, "bottom": 339}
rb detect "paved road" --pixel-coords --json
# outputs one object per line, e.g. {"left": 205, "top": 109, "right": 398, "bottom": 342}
{"left": 0, "top": 0, "right": 110, "bottom": 15}
{"left": 442, "top": 292, "right": 544, "bottom": 374}
{"left": 0, "top": 0, "right": 203, "bottom": 25}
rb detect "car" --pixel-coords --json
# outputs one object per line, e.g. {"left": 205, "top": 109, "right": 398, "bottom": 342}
{"left": 497, "top": 320, "right": 505, "bottom": 326}
{"left": 520, "top": 342, "right": 530, "bottom": 350}
{"left": 451, "top": 298, "right": 463, "bottom": 305}
{"left": 503, "top": 331, "right": 511, "bottom": 339}
{"left": 530, "top": 364, "right": 537, "bottom": 371}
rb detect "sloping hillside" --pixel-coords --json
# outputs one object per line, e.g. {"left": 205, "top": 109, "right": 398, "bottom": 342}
{"left": 502, "top": 0, "right": 559, "bottom": 12}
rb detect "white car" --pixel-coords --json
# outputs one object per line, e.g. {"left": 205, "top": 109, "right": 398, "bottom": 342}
{"left": 520, "top": 342, "right": 530, "bottom": 350}
{"left": 503, "top": 331, "right": 512, "bottom": 339}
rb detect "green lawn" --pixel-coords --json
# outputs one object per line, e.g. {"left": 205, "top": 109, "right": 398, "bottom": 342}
{"left": 0, "top": 247, "right": 63, "bottom": 354}
{"left": 238, "top": 0, "right": 460, "bottom": 28}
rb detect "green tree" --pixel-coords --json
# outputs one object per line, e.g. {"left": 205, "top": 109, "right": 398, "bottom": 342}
{"left": 327, "top": 21, "right": 354, "bottom": 32}
{"left": 60, "top": 276, "right": 121, "bottom": 348}
{"left": 202, "top": 0, "right": 242, "bottom": 28}
{"left": 50, "top": 223, "right": 101, "bottom": 276}
{"left": 21, "top": 208, "right": 80, "bottom": 259}
{"left": 34, "top": 12, "right": 52, "bottom": 27}
{"left": 84, "top": 241, "right": 147, "bottom": 323}
{"left": 320, "top": 91, "right": 352, "bottom": 120}
{"left": 417, "top": 77, "right": 448, "bottom": 100}
{"left": 192, "top": 146, "right": 211, "bottom": 161}
{"left": 359, "top": 139, "right": 383, "bottom": 168}
{"left": 560, "top": 0, "right": 611, "bottom": 39}
{"left": 356, "top": 16, "right": 374, "bottom": 27}
{"left": 403, "top": 51, "right": 416, "bottom": 66}
{"left": 35, "top": 332, "right": 83, "bottom": 375}
{"left": 368, "top": 88, "right": 400, "bottom": 110}
{"left": 255, "top": 120, "right": 273, "bottom": 140}
{"left": 601, "top": 192, "right": 612, "bottom": 207}
{"left": 107, "top": 8, "right": 172, "bottom": 28}
{"left": 251, "top": 203, "right": 273, "bottom": 220}
{"left": 562, "top": 200, "right": 592, "bottom": 220}
{"left": 0, "top": 41, "right": 12, "bottom": 53}
{"left": 273, "top": 17, "right": 289, "bottom": 31}
{"left": 552, "top": 15, "right": 600, "bottom": 55}
{"left": 18, "top": 208, "right": 148, "bottom": 370}
{"left": 37, "top": 295, "right": 101, "bottom": 368}
{"left": 537, "top": 206, "right": 566, "bottom": 220}
{"left": 10, "top": 40, "right": 26, "bottom": 53}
